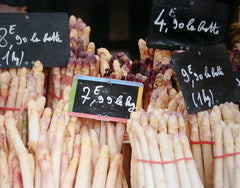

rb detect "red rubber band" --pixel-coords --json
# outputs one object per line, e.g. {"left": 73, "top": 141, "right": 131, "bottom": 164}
{"left": 137, "top": 157, "right": 193, "bottom": 164}
{"left": 189, "top": 140, "right": 215, "bottom": 145}
{"left": 214, "top": 152, "right": 240, "bottom": 159}
{"left": 0, "top": 107, "right": 20, "bottom": 111}
{"left": 48, "top": 90, "right": 62, "bottom": 101}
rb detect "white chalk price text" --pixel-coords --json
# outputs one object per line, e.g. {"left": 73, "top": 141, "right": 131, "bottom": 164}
{"left": 180, "top": 64, "right": 224, "bottom": 108}
{"left": 80, "top": 85, "right": 136, "bottom": 112}
{"left": 0, "top": 24, "right": 62, "bottom": 67}
{"left": 154, "top": 8, "right": 220, "bottom": 35}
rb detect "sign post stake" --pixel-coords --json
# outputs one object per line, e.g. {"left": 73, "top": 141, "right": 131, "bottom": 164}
{"left": 99, "top": 120, "right": 103, "bottom": 144}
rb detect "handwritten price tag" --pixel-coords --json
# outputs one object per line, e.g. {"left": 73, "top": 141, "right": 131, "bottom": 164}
{"left": 68, "top": 76, "right": 143, "bottom": 123}
{"left": 0, "top": 13, "right": 70, "bottom": 68}
{"left": 147, "top": 0, "right": 228, "bottom": 50}
{"left": 171, "top": 43, "right": 240, "bottom": 114}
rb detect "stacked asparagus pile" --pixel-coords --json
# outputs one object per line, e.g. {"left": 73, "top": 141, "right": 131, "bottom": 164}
{"left": 127, "top": 108, "right": 203, "bottom": 188}
{"left": 0, "top": 86, "right": 128, "bottom": 188}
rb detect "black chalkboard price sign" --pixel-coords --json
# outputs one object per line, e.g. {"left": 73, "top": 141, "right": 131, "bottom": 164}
{"left": 68, "top": 76, "right": 144, "bottom": 123}
{"left": 0, "top": 13, "right": 70, "bottom": 68}
{"left": 147, "top": 0, "right": 228, "bottom": 50}
{"left": 171, "top": 43, "right": 240, "bottom": 114}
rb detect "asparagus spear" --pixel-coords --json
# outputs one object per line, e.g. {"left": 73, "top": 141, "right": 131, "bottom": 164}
{"left": 158, "top": 132, "right": 180, "bottom": 188}
{"left": 60, "top": 67, "right": 67, "bottom": 98}
{"left": 51, "top": 67, "right": 61, "bottom": 109}
{"left": 61, "top": 134, "right": 81, "bottom": 188}
{"left": 172, "top": 135, "right": 191, "bottom": 188}
{"left": 223, "top": 126, "right": 234, "bottom": 188}
{"left": 5, "top": 76, "right": 19, "bottom": 113}
{"left": 5, "top": 112, "right": 33, "bottom": 188}
{"left": 179, "top": 134, "right": 204, "bottom": 188}
{"left": 0, "top": 71, "right": 10, "bottom": 108}
{"left": 48, "top": 99, "right": 64, "bottom": 149}
{"left": 14, "top": 67, "right": 27, "bottom": 118}
{"left": 0, "top": 133, "right": 10, "bottom": 188}
{"left": 75, "top": 130, "right": 92, "bottom": 188}
{"left": 189, "top": 114, "right": 205, "bottom": 184}
{"left": 32, "top": 60, "right": 44, "bottom": 96}
{"left": 51, "top": 115, "right": 65, "bottom": 188}
{"left": 89, "top": 129, "right": 100, "bottom": 169}
{"left": 167, "top": 113, "right": 179, "bottom": 135}
{"left": 213, "top": 121, "right": 224, "bottom": 188}
{"left": 22, "top": 108, "right": 28, "bottom": 147}
{"left": 197, "top": 111, "right": 213, "bottom": 188}
{"left": 116, "top": 122, "right": 125, "bottom": 153}
{"left": 92, "top": 145, "right": 110, "bottom": 188}
{"left": 234, "top": 135, "right": 240, "bottom": 188}
{"left": 145, "top": 126, "right": 167, "bottom": 188}
{"left": 27, "top": 99, "right": 40, "bottom": 153}
{"left": 107, "top": 121, "right": 117, "bottom": 158}
{"left": 105, "top": 153, "right": 123, "bottom": 188}
{"left": 60, "top": 142, "right": 69, "bottom": 185}
{"left": 64, "top": 117, "right": 77, "bottom": 161}
{"left": 86, "top": 42, "right": 95, "bottom": 54}
{"left": 135, "top": 124, "right": 154, "bottom": 188}
{"left": 12, "top": 155, "right": 23, "bottom": 188}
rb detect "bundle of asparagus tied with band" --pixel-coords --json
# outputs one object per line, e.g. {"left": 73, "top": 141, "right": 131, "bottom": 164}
{"left": 0, "top": 61, "right": 45, "bottom": 145}
{"left": 127, "top": 108, "right": 203, "bottom": 188}
{"left": 0, "top": 86, "right": 128, "bottom": 188}
{"left": 148, "top": 82, "right": 240, "bottom": 188}
{"left": 188, "top": 102, "right": 240, "bottom": 188}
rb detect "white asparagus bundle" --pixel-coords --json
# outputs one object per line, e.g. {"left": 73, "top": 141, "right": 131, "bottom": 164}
{"left": 128, "top": 107, "right": 205, "bottom": 188}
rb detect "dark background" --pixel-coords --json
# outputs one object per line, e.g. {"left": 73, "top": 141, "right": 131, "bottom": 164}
{"left": 25, "top": 0, "right": 240, "bottom": 59}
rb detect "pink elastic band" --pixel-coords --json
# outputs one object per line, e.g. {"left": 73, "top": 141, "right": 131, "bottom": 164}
{"left": 137, "top": 157, "right": 193, "bottom": 164}
{"left": 189, "top": 140, "right": 215, "bottom": 145}
{"left": 0, "top": 107, "right": 20, "bottom": 111}
{"left": 214, "top": 152, "right": 240, "bottom": 159}
{"left": 48, "top": 90, "right": 62, "bottom": 101}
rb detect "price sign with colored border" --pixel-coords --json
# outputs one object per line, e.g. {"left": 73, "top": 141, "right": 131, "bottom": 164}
{"left": 68, "top": 76, "right": 143, "bottom": 123}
